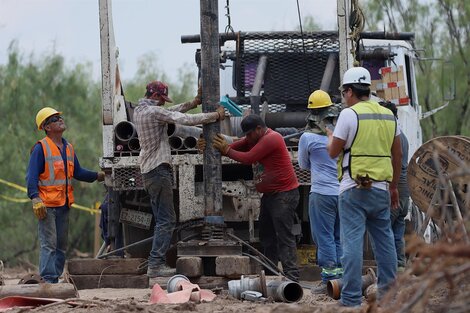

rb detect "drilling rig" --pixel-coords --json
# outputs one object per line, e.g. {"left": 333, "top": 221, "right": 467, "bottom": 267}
{"left": 95, "top": 0, "right": 455, "bottom": 280}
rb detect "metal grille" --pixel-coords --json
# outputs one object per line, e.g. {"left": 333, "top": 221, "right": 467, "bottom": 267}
{"left": 238, "top": 103, "right": 286, "bottom": 113}
{"left": 113, "top": 166, "right": 144, "bottom": 190}
{"left": 230, "top": 31, "right": 340, "bottom": 109}
{"left": 293, "top": 162, "right": 311, "bottom": 185}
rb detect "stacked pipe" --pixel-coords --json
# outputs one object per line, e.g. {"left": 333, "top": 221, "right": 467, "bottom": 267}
{"left": 167, "top": 124, "right": 203, "bottom": 150}
{"left": 115, "top": 121, "right": 140, "bottom": 152}
{"left": 114, "top": 115, "right": 303, "bottom": 153}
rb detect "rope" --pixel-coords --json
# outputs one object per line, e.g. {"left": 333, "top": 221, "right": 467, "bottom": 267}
{"left": 349, "top": 0, "right": 365, "bottom": 66}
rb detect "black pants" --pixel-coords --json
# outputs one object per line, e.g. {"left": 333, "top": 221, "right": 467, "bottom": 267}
{"left": 259, "top": 188, "right": 300, "bottom": 281}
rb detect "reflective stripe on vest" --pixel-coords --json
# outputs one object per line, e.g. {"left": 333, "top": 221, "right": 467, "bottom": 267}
{"left": 38, "top": 137, "right": 75, "bottom": 206}
{"left": 338, "top": 100, "right": 396, "bottom": 182}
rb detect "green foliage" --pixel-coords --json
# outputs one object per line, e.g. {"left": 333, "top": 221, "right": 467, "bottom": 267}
{"left": 121, "top": 52, "right": 200, "bottom": 112}
{"left": 0, "top": 42, "right": 105, "bottom": 266}
{"left": 297, "top": 16, "right": 322, "bottom": 32}
{"left": 364, "top": 0, "right": 470, "bottom": 138}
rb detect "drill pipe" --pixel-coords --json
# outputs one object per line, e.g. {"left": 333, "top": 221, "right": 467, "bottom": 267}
{"left": 128, "top": 137, "right": 140, "bottom": 151}
{"left": 183, "top": 136, "right": 198, "bottom": 149}
{"left": 169, "top": 136, "right": 185, "bottom": 150}
{"left": 115, "top": 121, "right": 137, "bottom": 142}
{"left": 167, "top": 124, "right": 202, "bottom": 138}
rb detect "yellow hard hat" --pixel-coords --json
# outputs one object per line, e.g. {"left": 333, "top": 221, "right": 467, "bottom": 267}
{"left": 36, "top": 107, "right": 62, "bottom": 130}
{"left": 307, "top": 90, "right": 333, "bottom": 109}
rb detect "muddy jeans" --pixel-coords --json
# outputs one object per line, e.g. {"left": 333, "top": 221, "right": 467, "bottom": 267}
{"left": 142, "top": 164, "right": 176, "bottom": 269}
{"left": 259, "top": 188, "right": 300, "bottom": 281}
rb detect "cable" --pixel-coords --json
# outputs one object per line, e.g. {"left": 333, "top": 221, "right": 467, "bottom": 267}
{"left": 296, "top": 0, "right": 312, "bottom": 92}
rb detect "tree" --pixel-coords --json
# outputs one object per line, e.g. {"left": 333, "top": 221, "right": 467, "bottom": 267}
{"left": 364, "top": 0, "right": 470, "bottom": 138}
{"left": 297, "top": 16, "right": 322, "bottom": 32}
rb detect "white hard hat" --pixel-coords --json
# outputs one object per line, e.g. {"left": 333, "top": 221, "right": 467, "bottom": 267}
{"left": 342, "top": 67, "right": 371, "bottom": 86}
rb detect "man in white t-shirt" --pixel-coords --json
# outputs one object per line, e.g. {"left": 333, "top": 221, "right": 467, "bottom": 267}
{"left": 327, "top": 67, "right": 402, "bottom": 307}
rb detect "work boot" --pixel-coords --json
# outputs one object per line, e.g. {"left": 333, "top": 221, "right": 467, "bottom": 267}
{"left": 310, "top": 282, "right": 327, "bottom": 295}
{"left": 147, "top": 265, "right": 176, "bottom": 278}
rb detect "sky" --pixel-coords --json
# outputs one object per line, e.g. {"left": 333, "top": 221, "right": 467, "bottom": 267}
{"left": 0, "top": 0, "right": 337, "bottom": 82}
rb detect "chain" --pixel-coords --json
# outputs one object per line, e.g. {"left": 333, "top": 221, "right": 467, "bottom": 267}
{"left": 224, "top": 0, "right": 235, "bottom": 34}
{"left": 349, "top": 0, "right": 365, "bottom": 66}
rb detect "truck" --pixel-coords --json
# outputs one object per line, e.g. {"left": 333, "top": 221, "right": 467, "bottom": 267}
{"left": 97, "top": 0, "right": 439, "bottom": 263}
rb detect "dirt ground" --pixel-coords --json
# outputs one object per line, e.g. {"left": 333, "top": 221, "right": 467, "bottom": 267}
{"left": 1, "top": 267, "right": 368, "bottom": 313}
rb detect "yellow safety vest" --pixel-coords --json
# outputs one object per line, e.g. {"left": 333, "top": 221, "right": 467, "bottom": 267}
{"left": 338, "top": 100, "right": 396, "bottom": 183}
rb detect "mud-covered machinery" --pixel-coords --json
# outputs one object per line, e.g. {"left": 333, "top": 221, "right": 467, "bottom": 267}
{"left": 98, "top": 0, "right": 428, "bottom": 264}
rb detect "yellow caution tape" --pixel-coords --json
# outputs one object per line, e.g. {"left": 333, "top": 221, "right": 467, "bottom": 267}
{"left": 0, "top": 195, "right": 30, "bottom": 203}
{"left": 0, "top": 178, "right": 100, "bottom": 214}
{"left": 0, "top": 178, "right": 27, "bottom": 193}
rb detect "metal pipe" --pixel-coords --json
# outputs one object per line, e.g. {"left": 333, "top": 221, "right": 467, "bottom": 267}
{"left": 167, "top": 124, "right": 203, "bottom": 138}
{"left": 169, "top": 136, "right": 185, "bottom": 150}
{"left": 200, "top": 0, "right": 223, "bottom": 220}
{"left": 266, "top": 280, "right": 303, "bottom": 303}
{"left": 250, "top": 55, "right": 268, "bottom": 114}
{"left": 360, "top": 31, "right": 415, "bottom": 41}
{"left": 181, "top": 31, "right": 339, "bottom": 44}
{"left": 115, "top": 121, "right": 137, "bottom": 142}
{"left": 327, "top": 268, "right": 376, "bottom": 300}
{"left": 128, "top": 137, "right": 140, "bottom": 151}
{"left": 320, "top": 53, "right": 337, "bottom": 91}
{"left": 228, "top": 277, "right": 303, "bottom": 303}
{"left": 265, "top": 112, "right": 309, "bottom": 129}
{"left": 183, "top": 136, "right": 198, "bottom": 149}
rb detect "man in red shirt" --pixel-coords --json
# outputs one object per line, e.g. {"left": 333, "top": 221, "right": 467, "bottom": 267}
{"left": 213, "top": 114, "right": 300, "bottom": 281}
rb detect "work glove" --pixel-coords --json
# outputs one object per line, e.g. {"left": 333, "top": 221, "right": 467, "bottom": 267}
{"left": 196, "top": 135, "right": 206, "bottom": 153}
{"left": 212, "top": 133, "right": 230, "bottom": 155}
{"left": 32, "top": 197, "right": 47, "bottom": 220}
{"left": 97, "top": 171, "right": 105, "bottom": 182}
{"left": 216, "top": 106, "right": 226, "bottom": 121}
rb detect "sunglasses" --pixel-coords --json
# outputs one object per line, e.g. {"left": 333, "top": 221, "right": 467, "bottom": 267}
{"left": 44, "top": 115, "right": 63, "bottom": 126}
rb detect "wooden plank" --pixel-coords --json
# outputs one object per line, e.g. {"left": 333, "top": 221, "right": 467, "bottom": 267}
{"left": 66, "top": 258, "right": 146, "bottom": 275}
{"left": 67, "top": 274, "right": 148, "bottom": 290}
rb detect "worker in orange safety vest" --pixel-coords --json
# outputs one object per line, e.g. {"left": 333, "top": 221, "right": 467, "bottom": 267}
{"left": 26, "top": 107, "right": 105, "bottom": 283}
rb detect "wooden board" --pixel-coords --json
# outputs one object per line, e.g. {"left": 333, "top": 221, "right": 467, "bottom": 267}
{"left": 67, "top": 274, "right": 148, "bottom": 290}
{"left": 407, "top": 136, "right": 470, "bottom": 217}
{"left": 66, "top": 258, "right": 146, "bottom": 275}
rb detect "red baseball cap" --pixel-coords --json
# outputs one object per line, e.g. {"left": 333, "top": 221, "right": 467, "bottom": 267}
{"left": 146, "top": 81, "right": 173, "bottom": 103}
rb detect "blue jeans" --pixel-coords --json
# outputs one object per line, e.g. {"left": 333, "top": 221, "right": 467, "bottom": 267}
{"left": 390, "top": 196, "right": 409, "bottom": 268}
{"left": 38, "top": 206, "right": 69, "bottom": 283}
{"left": 309, "top": 192, "right": 342, "bottom": 282}
{"left": 259, "top": 188, "right": 300, "bottom": 281}
{"left": 339, "top": 187, "right": 397, "bottom": 307}
{"left": 142, "top": 164, "right": 176, "bottom": 269}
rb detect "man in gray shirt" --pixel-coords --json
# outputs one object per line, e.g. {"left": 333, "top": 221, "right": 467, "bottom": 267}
{"left": 134, "top": 81, "right": 224, "bottom": 277}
